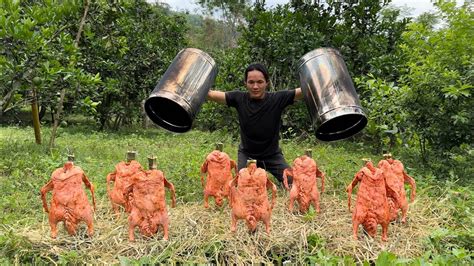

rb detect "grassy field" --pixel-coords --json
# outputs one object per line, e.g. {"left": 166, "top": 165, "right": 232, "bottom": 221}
{"left": 0, "top": 125, "right": 472, "bottom": 264}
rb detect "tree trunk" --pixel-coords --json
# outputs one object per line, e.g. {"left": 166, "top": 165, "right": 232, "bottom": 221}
{"left": 49, "top": 89, "right": 66, "bottom": 149}
{"left": 48, "top": 0, "right": 90, "bottom": 148}
{"left": 31, "top": 88, "right": 42, "bottom": 144}
{"left": 141, "top": 99, "right": 150, "bottom": 129}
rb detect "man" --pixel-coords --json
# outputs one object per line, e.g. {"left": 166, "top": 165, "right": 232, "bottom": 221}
{"left": 207, "top": 63, "right": 303, "bottom": 184}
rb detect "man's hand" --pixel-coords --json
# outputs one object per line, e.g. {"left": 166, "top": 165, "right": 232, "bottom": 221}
{"left": 294, "top": 87, "right": 303, "bottom": 101}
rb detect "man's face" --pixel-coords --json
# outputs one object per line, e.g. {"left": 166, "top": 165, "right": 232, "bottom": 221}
{"left": 246, "top": 70, "right": 268, "bottom": 99}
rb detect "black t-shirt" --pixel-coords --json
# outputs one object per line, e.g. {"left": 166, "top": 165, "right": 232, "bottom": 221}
{"left": 226, "top": 90, "right": 296, "bottom": 158}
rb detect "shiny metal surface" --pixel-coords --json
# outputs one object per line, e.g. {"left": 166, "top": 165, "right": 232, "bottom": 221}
{"left": 298, "top": 48, "right": 367, "bottom": 141}
{"left": 145, "top": 48, "right": 217, "bottom": 132}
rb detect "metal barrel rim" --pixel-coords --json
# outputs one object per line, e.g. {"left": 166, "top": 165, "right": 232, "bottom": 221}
{"left": 297, "top": 47, "right": 367, "bottom": 141}
{"left": 144, "top": 90, "right": 194, "bottom": 133}
{"left": 297, "top": 48, "right": 342, "bottom": 71}
{"left": 144, "top": 48, "right": 217, "bottom": 133}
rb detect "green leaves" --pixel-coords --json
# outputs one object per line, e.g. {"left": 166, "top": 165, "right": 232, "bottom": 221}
{"left": 80, "top": 96, "right": 100, "bottom": 116}
{"left": 375, "top": 251, "right": 398, "bottom": 265}
{"left": 81, "top": 0, "right": 188, "bottom": 129}
{"left": 398, "top": 1, "right": 473, "bottom": 168}
{"left": 442, "top": 83, "right": 472, "bottom": 99}
{"left": 356, "top": 75, "right": 407, "bottom": 152}
{"left": 0, "top": 0, "right": 99, "bottom": 123}
{"left": 1, "top": 0, "right": 188, "bottom": 129}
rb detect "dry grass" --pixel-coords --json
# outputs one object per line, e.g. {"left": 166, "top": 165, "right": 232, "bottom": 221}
{"left": 12, "top": 191, "right": 448, "bottom": 264}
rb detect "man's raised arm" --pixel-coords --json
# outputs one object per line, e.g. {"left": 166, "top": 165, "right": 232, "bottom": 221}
{"left": 207, "top": 90, "right": 226, "bottom": 105}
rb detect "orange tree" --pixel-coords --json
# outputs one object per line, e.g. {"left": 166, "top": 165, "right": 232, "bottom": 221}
{"left": 78, "top": 0, "right": 188, "bottom": 129}
{"left": 398, "top": 1, "right": 473, "bottom": 178}
{"left": 0, "top": 1, "right": 100, "bottom": 125}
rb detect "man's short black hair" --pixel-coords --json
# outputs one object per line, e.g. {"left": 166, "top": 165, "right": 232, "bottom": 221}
{"left": 244, "top": 63, "right": 270, "bottom": 83}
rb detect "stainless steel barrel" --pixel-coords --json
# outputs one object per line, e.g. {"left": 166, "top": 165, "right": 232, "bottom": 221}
{"left": 145, "top": 48, "right": 217, "bottom": 132}
{"left": 298, "top": 48, "right": 367, "bottom": 141}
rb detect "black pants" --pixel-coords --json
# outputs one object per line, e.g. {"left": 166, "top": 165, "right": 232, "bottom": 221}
{"left": 237, "top": 150, "right": 291, "bottom": 184}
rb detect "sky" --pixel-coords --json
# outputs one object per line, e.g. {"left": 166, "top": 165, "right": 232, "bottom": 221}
{"left": 150, "top": 0, "right": 465, "bottom": 17}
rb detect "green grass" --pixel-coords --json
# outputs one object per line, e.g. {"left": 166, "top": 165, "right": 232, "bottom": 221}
{"left": 0, "top": 125, "right": 373, "bottom": 216}
{"left": 0, "top": 125, "right": 472, "bottom": 264}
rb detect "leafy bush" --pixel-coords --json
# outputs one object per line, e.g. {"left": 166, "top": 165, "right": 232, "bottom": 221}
{"left": 397, "top": 1, "right": 473, "bottom": 179}
{"left": 81, "top": 0, "right": 188, "bottom": 129}
{"left": 356, "top": 75, "right": 409, "bottom": 153}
